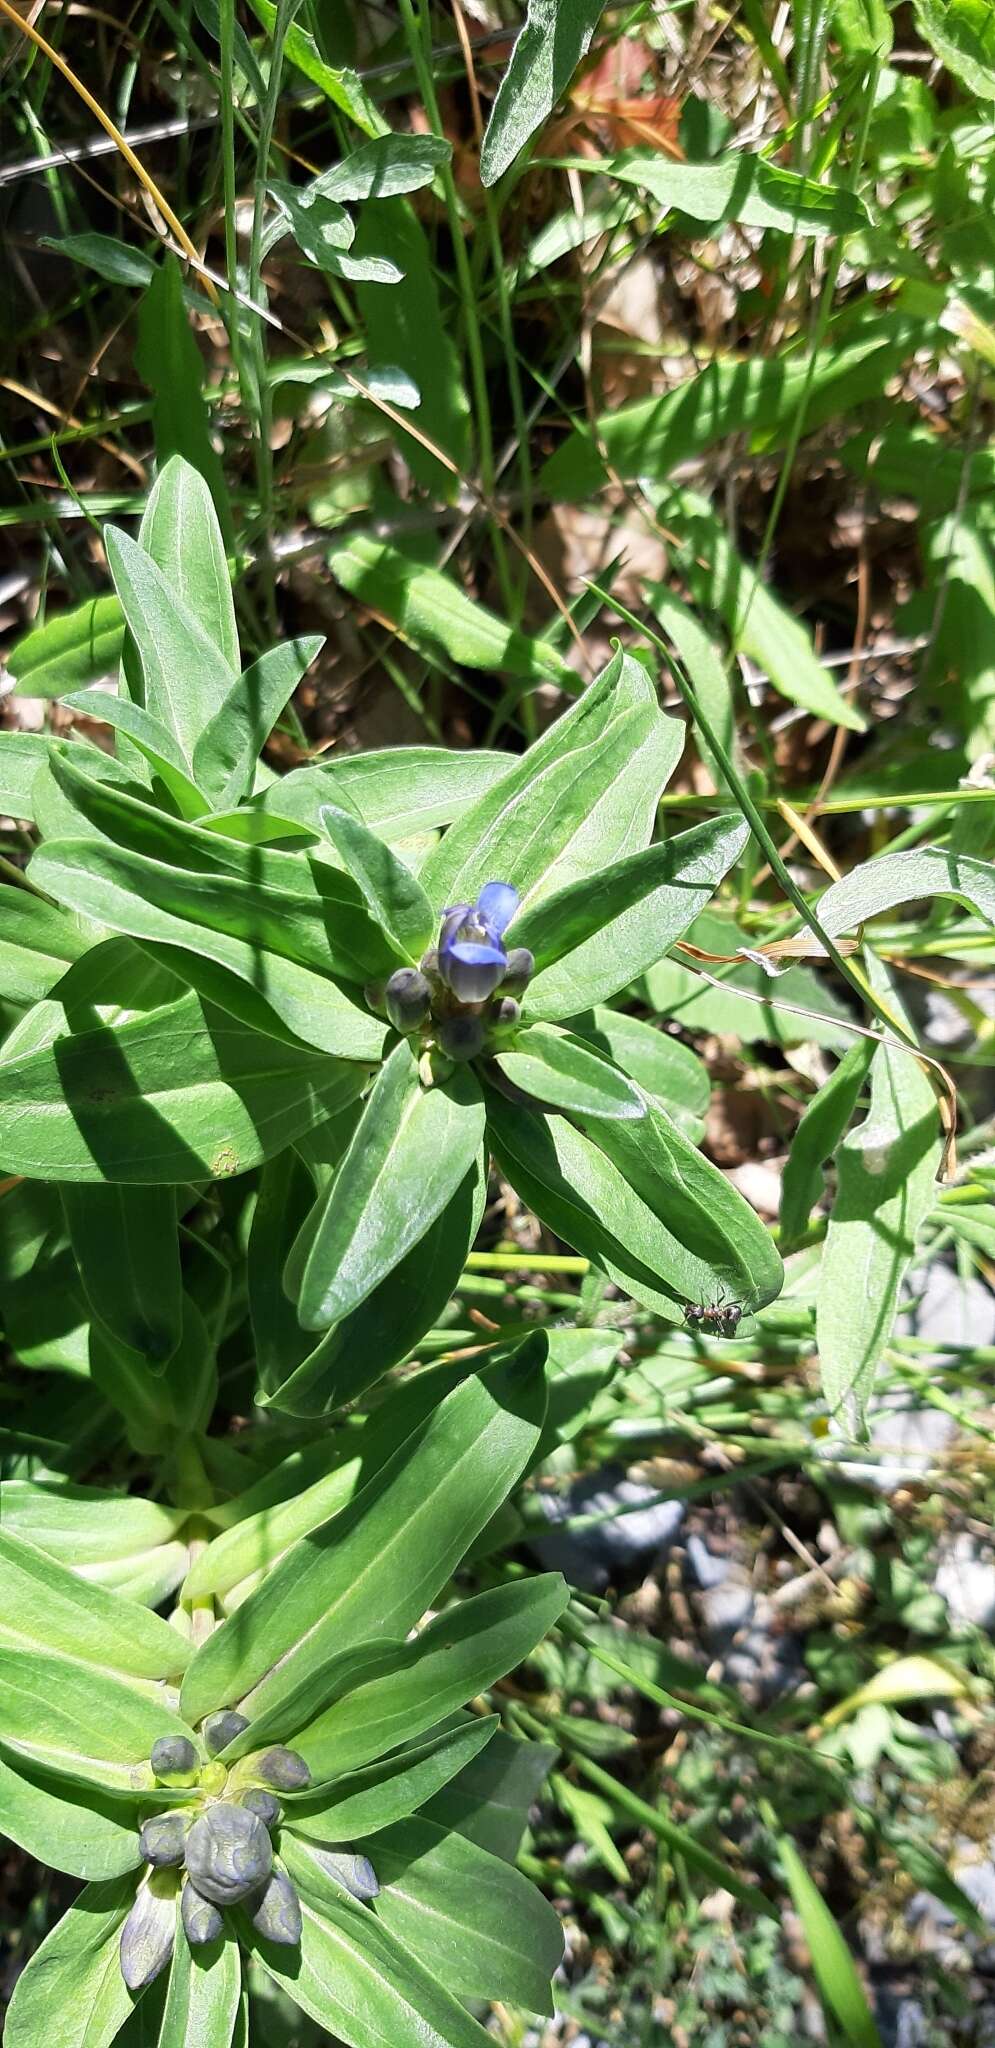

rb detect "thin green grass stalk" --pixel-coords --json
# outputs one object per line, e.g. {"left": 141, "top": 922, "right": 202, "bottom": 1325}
{"left": 218, "top": 0, "right": 243, "bottom": 391}
{"left": 247, "top": 0, "right": 301, "bottom": 632}
{"left": 396, "top": 0, "right": 516, "bottom": 616}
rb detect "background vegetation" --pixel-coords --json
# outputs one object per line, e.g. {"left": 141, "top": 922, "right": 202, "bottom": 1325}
{"left": 3, "top": 0, "right": 995, "bottom": 2042}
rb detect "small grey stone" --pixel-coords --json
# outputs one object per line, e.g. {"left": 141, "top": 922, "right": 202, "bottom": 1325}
{"left": 531, "top": 1466, "right": 684, "bottom": 1590}
{"left": 934, "top": 1532, "right": 995, "bottom": 1630}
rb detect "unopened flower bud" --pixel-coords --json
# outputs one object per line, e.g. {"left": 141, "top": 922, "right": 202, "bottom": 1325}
{"left": 139, "top": 1811, "right": 188, "bottom": 1867}
{"left": 436, "top": 1014, "right": 486, "bottom": 1063}
{"left": 310, "top": 1848, "right": 380, "bottom": 1901}
{"left": 256, "top": 1746, "right": 311, "bottom": 1792}
{"left": 500, "top": 947, "right": 534, "bottom": 997}
{"left": 419, "top": 947, "right": 441, "bottom": 985}
{"left": 203, "top": 1711, "right": 249, "bottom": 1757}
{"left": 150, "top": 1735, "right": 199, "bottom": 1786}
{"left": 384, "top": 967, "right": 432, "bottom": 1034}
{"left": 249, "top": 1869, "right": 302, "bottom": 1946}
{"left": 242, "top": 1788, "right": 281, "bottom": 1827}
{"left": 490, "top": 996, "right": 521, "bottom": 1031}
{"left": 364, "top": 981, "right": 387, "bottom": 1016}
{"left": 119, "top": 1873, "right": 177, "bottom": 1989}
{"left": 181, "top": 1879, "right": 224, "bottom": 1947}
{"left": 184, "top": 1802, "right": 273, "bottom": 1904}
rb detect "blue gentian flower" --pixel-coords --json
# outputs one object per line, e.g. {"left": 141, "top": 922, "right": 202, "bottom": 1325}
{"left": 437, "top": 881, "right": 519, "bottom": 1004}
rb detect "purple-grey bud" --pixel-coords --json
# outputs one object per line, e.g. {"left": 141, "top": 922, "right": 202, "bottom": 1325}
{"left": 203, "top": 1711, "right": 249, "bottom": 1757}
{"left": 436, "top": 1014, "right": 486, "bottom": 1063}
{"left": 309, "top": 1848, "right": 380, "bottom": 1902}
{"left": 384, "top": 967, "right": 432, "bottom": 1034}
{"left": 139, "top": 1811, "right": 188, "bottom": 1867}
{"left": 119, "top": 1873, "right": 177, "bottom": 1989}
{"left": 364, "top": 981, "right": 387, "bottom": 1016}
{"left": 242, "top": 1788, "right": 281, "bottom": 1827}
{"left": 500, "top": 947, "right": 535, "bottom": 997}
{"left": 181, "top": 1879, "right": 224, "bottom": 1947}
{"left": 256, "top": 1746, "right": 311, "bottom": 1792}
{"left": 489, "top": 996, "right": 521, "bottom": 1031}
{"left": 150, "top": 1735, "right": 199, "bottom": 1785}
{"left": 249, "top": 1869, "right": 302, "bottom": 1946}
{"left": 184, "top": 1802, "right": 273, "bottom": 1904}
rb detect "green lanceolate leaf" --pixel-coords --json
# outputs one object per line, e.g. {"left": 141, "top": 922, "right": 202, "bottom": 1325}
{"left": 0, "top": 732, "right": 56, "bottom": 823}
{"left": 0, "top": 985, "right": 360, "bottom": 1183}
{"left": 480, "top": 0, "right": 608, "bottom": 184}
{"left": 493, "top": 1024, "right": 646, "bottom": 1119}
{"left": 0, "top": 1646, "right": 193, "bottom": 1798}
{"left": 0, "top": 1747, "right": 144, "bottom": 1881}
{"left": 135, "top": 265, "right": 232, "bottom": 544}
{"left": 317, "top": 132, "right": 451, "bottom": 202}
{"left": 290, "top": 1040, "right": 486, "bottom": 1330}
{"left": 815, "top": 845, "right": 995, "bottom": 938}
{"left": 3, "top": 1875, "right": 139, "bottom": 2048}
{"left": 7, "top": 596, "right": 126, "bottom": 700}
{"left": 245, "top": 745, "right": 513, "bottom": 843}
{"left": 192, "top": 637, "right": 325, "bottom": 810}
{"left": 287, "top": 1575, "right": 569, "bottom": 1780}
{"left": 59, "top": 693, "right": 207, "bottom": 819}
{"left": 487, "top": 1087, "right": 783, "bottom": 1320}
{"left": 816, "top": 963, "right": 941, "bottom": 1432}
{"left": 318, "top": 802, "right": 435, "bottom": 960}
{"left": 244, "top": 1884, "right": 494, "bottom": 2048}
{"left": 288, "top": 1718, "right": 498, "bottom": 1846}
{"left": 178, "top": 1337, "right": 548, "bottom": 1726}
{"left": 569, "top": 1008, "right": 710, "bottom": 1136}
{"left": 609, "top": 149, "right": 867, "bottom": 237}
{"left": 515, "top": 814, "right": 750, "bottom": 1018}
{"left": 0, "top": 1528, "right": 189, "bottom": 1679}
{"left": 157, "top": 1923, "right": 242, "bottom": 2048}
{"left": 421, "top": 1726, "right": 557, "bottom": 1861}
{"left": 0, "top": 1480, "right": 183, "bottom": 1569}
{"left": 60, "top": 1184, "right": 183, "bottom": 1365}
{"left": 136, "top": 455, "right": 238, "bottom": 671}
{"left": 329, "top": 535, "right": 572, "bottom": 684}
{"left": 776, "top": 1832, "right": 883, "bottom": 2047}
{"left": 362, "top": 1816, "right": 562, "bottom": 2012}
{"left": 779, "top": 1040, "right": 875, "bottom": 1249}
{"left": 0, "top": 887, "right": 95, "bottom": 1006}
{"left": 104, "top": 525, "right": 236, "bottom": 762}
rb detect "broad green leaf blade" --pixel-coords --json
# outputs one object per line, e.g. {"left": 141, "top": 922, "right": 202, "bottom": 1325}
{"left": 136, "top": 455, "right": 238, "bottom": 672}
{"left": 647, "top": 493, "right": 867, "bottom": 732}
{"left": 815, "top": 846, "right": 995, "bottom": 937}
{"left": 644, "top": 906, "right": 854, "bottom": 1050}
{"left": 246, "top": 745, "right": 513, "bottom": 843}
{"left": 353, "top": 201, "right": 469, "bottom": 495}
{"left": 330, "top": 535, "right": 571, "bottom": 684}
{"left": 647, "top": 585, "right": 738, "bottom": 785}
{"left": 363, "top": 1817, "right": 562, "bottom": 2012}
{"left": 0, "top": 1646, "right": 194, "bottom": 1799}
{"left": 776, "top": 1832, "right": 883, "bottom": 2047}
{"left": 494, "top": 1024, "right": 646, "bottom": 1119}
{"left": 542, "top": 312, "right": 923, "bottom": 499}
{"left": 244, "top": 1886, "right": 494, "bottom": 2048}
{"left": 0, "top": 1479, "right": 183, "bottom": 1568}
{"left": 0, "top": 986, "right": 360, "bottom": 1183}
{"left": 779, "top": 1041, "right": 874, "bottom": 1250}
{"left": 192, "top": 637, "right": 324, "bottom": 809}
{"left": 44, "top": 230, "right": 157, "bottom": 287}
{"left": 255, "top": 1149, "right": 486, "bottom": 1416}
{"left": 288, "top": 1718, "right": 498, "bottom": 1845}
{"left": 178, "top": 1338, "right": 548, "bottom": 1726}
{"left": 317, "top": 133, "right": 451, "bottom": 202}
{"left": 569, "top": 1008, "right": 710, "bottom": 1137}
{"left": 0, "top": 732, "right": 56, "bottom": 822}
{"left": 0, "top": 886, "right": 96, "bottom": 1005}
{"left": 913, "top": 0, "right": 995, "bottom": 98}
{"left": 288, "top": 1575, "right": 569, "bottom": 1780}
{"left": 135, "top": 264, "right": 232, "bottom": 545}
{"left": 610, "top": 149, "right": 868, "bottom": 236}
{"left": 517, "top": 814, "right": 751, "bottom": 1018}
{"left": 292, "top": 1041, "right": 485, "bottom": 1330}
{"left": 486, "top": 1088, "right": 783, "bottom": 1319}
{"left": 245, "top": 0, "right": 385, "bottom": 133}
{"left": 2, "top": 1876, "right": 139, "bottom": 2048}
{"left": 816, "top": 964, "right": 941, "bottom": 1432}
{"left": 104, "top": 526, "right": 236, "bottom": 763}
{"left": 0, "top": 1528, "right": 189, "bottom": 1678}
{"left": 421, "top": 1726, "right": 558, "bottom": 1861}
{"left": 59, "top": 693, "right": 207, "bottom": 819}
{"left": 0, "top": 1747, "right": 143, "bottom": 1880}
{"left": 158, "top": 1923, "right": 241, "bottom": 2048}
{"left": 318, "top": 803, "right": 435, "bottom": 961}
{"left": 60, "top": 1185, "right": 183, "bottom": 1366}
{"left": 7, "top": 596, "right": 125, "bottom": 698}
{"left": 480, "top": 0, "right": 608, "bottom": 185}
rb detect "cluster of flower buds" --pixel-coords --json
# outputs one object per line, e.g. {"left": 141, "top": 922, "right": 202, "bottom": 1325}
{"left": 119, "top": 1726, "right": 319, "bottom": 1989}
{"left": 367, "top": 881, "right": 535, "bottom": 1066}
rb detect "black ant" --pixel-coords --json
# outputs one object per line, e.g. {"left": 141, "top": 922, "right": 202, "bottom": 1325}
{"left": 684, "top": 1297, "right": 744, "bottom": 1340}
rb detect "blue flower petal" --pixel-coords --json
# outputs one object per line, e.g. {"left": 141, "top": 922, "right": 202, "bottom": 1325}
{"left": 476, "top": 880, "right": 519, "bottom": 935}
